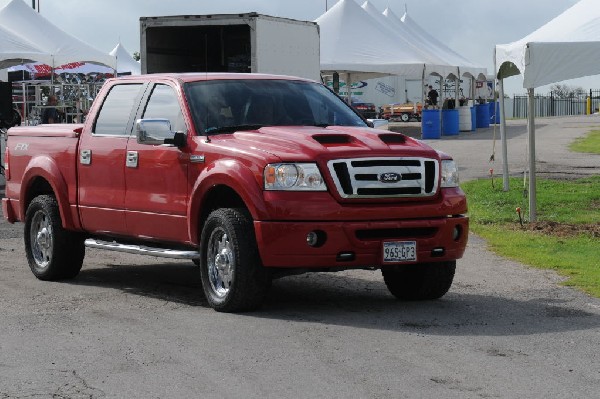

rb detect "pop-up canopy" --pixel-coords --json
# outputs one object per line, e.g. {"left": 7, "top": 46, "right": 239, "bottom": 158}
{"left": 495, "top": 0, "right": 600, "bottom": 88}
{"left": 494, "top": 0, "right": 600, "bottom": 221}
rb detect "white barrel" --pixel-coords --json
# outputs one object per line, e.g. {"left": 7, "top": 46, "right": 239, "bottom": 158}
{"left": 458, "top": 106, "right": 472, "bottom": 131}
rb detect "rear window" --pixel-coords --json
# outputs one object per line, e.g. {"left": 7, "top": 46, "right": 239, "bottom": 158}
{"left": 93, "top": 84, "right": 143, "bottom": 136}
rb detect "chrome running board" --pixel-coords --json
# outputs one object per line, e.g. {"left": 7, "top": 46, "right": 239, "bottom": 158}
{"left": 84, "top": 239, "right": 200, "bottom": 260}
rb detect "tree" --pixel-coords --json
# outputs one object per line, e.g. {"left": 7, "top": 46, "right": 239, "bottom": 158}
{"left": 550, "top": 83, "right": 585, "bottom": 98}
{"left": 133, "top": 51, "right": 140, "bottom": 61}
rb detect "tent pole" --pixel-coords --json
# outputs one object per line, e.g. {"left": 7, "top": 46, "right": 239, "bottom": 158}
{"left": 346, "top": 73, "right": 352, "bottom": 105}
{"left": 527, "top": 88, "right": 537, "bottom": 222}
{"left": 455, "top": 69, "right": 460, "bottom": 107}
{"left": 439, "top": 77, "right": 443, "bottom": 134}
{"left": 499, "top": 78, "right": 509, "bottom": 191}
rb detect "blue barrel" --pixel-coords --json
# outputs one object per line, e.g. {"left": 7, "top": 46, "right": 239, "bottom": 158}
{"left": 476, "top": 103, "right": 490, "bottom": 128}
{"left": 442, "top": 109, "right": 459, "bottom": 135}
{"left": 421, "top": 109, "right": 441, "bottom": 139}
{"left": 489, "top": 101, "right": 501, "bottom": 124}
{"left": 470, "top": 106, "right": 476, "bottom": 131}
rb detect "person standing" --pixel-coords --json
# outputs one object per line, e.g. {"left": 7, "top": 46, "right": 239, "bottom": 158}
{"left": 427, "top": 85, "right": 439, "bottom": 109}
{"left": 42, "top": 95, "right": 62, "bottom": 124}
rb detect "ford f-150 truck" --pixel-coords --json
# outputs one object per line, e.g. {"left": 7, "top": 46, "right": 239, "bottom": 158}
{"left": 2, "top": 73, "right": 468, "bottom": 312}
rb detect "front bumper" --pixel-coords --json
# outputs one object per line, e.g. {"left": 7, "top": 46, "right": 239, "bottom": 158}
{"left": 254, "top": 215, "right": 468, "bottom": 268}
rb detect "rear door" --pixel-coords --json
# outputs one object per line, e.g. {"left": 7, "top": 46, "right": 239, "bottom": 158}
{"left": 77, "top": 82, "right": 146, "bottom": 235}
{"left": 123, "top": 83, "right": 191, "bottom": 243}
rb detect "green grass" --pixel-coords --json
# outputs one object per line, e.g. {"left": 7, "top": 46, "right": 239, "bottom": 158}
{"left": 570, "top": 130, "right": 600, "bottom": 154}
{"left": 462, "top": 176, "right": 600, "bottom": 297}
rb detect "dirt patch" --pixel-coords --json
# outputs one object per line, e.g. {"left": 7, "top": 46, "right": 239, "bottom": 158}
{"left": 518, "top": 221, "right": 600, "bottom": 238}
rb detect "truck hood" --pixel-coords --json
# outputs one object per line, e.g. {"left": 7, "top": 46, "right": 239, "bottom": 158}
{"left": 209, "top": 126, "right": 440, "bottom": 162}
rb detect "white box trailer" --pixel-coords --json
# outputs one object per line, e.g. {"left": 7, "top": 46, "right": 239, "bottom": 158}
{"left": 140, "top": 13, "right": 320, "bottom": 81}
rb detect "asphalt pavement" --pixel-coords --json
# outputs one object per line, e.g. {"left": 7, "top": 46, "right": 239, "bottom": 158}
{"left": 0, "top": 116, "right": 599, "bottom": 398}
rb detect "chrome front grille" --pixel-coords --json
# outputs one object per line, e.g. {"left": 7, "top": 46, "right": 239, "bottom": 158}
{"left": 327, "top": 157, "right": 439, "bottom": 198}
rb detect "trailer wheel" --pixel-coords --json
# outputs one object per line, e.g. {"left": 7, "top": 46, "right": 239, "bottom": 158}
{"left": 382, "top": 261, "right": 456, "bottom": 300}
{"left": 199, "top": 208, "right": 270, "bottom": 312}
{"left": 24, "top": 195, "right": 85, "bottom": 280}
{"left": 400, "top": 113, "right": 410, "bottom": 122}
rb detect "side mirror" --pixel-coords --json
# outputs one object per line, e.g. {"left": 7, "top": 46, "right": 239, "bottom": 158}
{"left": 136, "top": 118, "right": 185, "bottom": 147}
{"left": 366, "top": 120, "right": 374, "bottom": 128}
{"left": 164, "top": 131, "right": 186, "bottom": 148}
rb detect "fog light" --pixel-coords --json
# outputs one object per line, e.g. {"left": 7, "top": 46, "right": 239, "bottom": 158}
{"left": 307, "top": 231, "right": 318, "bottom": 247}
{"left": 453, "top": 225, "right": 462, "bottom": 241}
{"left": 306, "top": 230, "right": 326, "bottom": 247}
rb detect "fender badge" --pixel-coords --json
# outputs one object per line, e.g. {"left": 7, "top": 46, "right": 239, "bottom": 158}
{"left": 190, "top": 155, "right": 205, "bottom": 163}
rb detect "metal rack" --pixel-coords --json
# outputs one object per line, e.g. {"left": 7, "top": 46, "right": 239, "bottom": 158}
{"left": 12, "top": 81, "right": 103, "bottom": 125}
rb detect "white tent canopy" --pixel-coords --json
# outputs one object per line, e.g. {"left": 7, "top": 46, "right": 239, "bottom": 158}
{"left": 495, "top": 0, "right": 600, "bottom": 88}
{"left": 0, "top": 23, "right": 47, "bottom": 69}
{"left": 394, "top": 9, "right": 487, "bottom": 80}
{"left": 494, "top": 0, "right": 600, "bottom": 221}
{"left": 317, "top": 0, "right": 435, "bottom": 81}
{"left": 360, "top": 1, "right": 458, "bottom": 80}
{"left": 110, "top": 42, "right": 141, "bottom": 75}
{"left": 0, "top": 0, "right": 115, "bottom": 69}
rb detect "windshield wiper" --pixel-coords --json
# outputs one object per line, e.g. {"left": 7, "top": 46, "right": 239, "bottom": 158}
{"left": 205, "top": 124, "right": 265, "bottom": 134}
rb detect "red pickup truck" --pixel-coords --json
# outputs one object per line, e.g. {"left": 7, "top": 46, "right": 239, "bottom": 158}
{"left": 2, "top": 73, "right": 468, "bottom": 312}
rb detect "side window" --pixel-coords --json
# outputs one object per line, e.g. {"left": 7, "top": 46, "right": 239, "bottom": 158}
{"left": 142, "top": 84, "right": 186, "bottom": 136}
{"left": 94, "top": 84, "right": 143, "bottom": 135}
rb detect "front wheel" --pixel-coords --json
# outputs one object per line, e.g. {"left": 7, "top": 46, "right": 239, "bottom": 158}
{"left": 199, "top": 208, "right": 270, "bottom": 312}
{"left": 382, "top": 261, "right": 456, "bottom": 300}
{"left": 24, "top": 195, "right": 85, "bottom": 280}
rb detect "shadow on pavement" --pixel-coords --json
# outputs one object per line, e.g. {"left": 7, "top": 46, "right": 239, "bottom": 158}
{"left": 69, "top": 261, "right": 600, "bottom": 337}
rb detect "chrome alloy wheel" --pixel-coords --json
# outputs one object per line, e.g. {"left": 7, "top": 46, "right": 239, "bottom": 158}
{"left": 207, "top": 228, "right": 235, "bottom": 298}
{"left": 30, "top": 210, "right": 53, "bottom": 269}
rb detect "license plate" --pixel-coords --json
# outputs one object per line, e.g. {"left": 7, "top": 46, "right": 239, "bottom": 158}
{"left": 383, "top": 241, "right": 417, "bottom": 263}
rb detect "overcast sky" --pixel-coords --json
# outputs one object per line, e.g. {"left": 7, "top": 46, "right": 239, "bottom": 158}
{"left": 2, "top": 0, "right": 596, "bottom": 95}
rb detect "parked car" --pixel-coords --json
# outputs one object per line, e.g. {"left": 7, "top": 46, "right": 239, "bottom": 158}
{"left": 382, "top": 102, "right": 423, "bottom": 122}
{"left": 350, "top": 97, "right": 378, "bottom": 119}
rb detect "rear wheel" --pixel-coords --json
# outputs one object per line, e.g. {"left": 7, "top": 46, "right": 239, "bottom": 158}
{"left": 199, "top": 208, "right": 270, "bottom": 312}
{"left": 24, "top": 195, "right": 85, "bottom": 280}
{"left": 400, "top": 113, "right": 410, "bottom": 122}
{"left": 382, "top": 261, "right": 456, "bottom": 300}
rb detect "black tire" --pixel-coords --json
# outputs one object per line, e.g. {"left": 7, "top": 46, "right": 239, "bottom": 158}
{"left": 400, "top": 113, "right": 410, "bottom": 122}
{"left": 382, "top": 261, "right": 456, "bottom": 300}
{"left": 199, "top": 208, "right": 270, "bottom": 312}
{"left": 24, "top": 195, "right": 85, "bottom": 280}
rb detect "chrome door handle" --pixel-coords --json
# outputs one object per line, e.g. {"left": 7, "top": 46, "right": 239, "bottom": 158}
{"left": 126, "top": 151, "right": 138, "bottom": 168}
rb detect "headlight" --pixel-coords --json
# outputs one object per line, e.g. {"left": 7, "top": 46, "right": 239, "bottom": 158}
{"left": 441, "top": 160, "right": 459, "bottom": 188}
{"left": 264, "top": 163, "right": 327, "bottom": 191}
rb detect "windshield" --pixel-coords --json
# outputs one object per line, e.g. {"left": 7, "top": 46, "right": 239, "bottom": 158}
{"left": 184, "top": 79, "right": 367, "bottom": 135}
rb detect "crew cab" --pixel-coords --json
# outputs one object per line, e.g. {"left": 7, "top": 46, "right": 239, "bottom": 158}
{"left": 2, "top": 73, "right": 468, "bottom": 312}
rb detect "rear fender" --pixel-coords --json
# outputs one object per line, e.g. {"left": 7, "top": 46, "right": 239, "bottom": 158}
{"left": 188, "top": 159, "right": 266, "bottom": 244}
{"left": 20, "top": 155, "right": 78, "bottom": 230}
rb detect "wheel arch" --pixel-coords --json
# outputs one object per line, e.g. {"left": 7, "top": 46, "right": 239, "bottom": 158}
{"left": 20, "top": 157, "right": 76, "bottom": 229}
{"left": 188, "top": 159, "right": 267, "bottom": 244}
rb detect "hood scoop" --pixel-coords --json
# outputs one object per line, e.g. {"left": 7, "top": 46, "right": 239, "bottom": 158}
{"left": 312, "top": 134, "right": 352, "bottom": 145}
{"left": 379, "top": 133, "right": 407, "bottom": 145}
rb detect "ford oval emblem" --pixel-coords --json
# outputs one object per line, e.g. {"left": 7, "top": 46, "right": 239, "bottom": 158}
{"left": 379, "top": 172, "right": 401, "bottom": 183}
